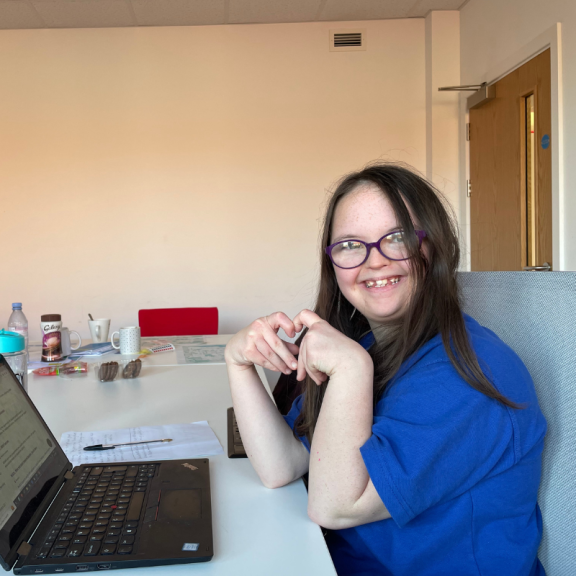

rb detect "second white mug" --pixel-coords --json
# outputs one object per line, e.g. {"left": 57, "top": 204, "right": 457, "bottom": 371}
{"left": 110, "top": 326, "right": 141, "bottom": 355}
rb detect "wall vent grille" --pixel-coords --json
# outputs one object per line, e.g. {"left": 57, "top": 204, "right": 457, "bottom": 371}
{"left": 334, "top": 32, "right": 362, "bottom": 47}
{"left": 329, "top": 29, "right": 367, "bottom": 52}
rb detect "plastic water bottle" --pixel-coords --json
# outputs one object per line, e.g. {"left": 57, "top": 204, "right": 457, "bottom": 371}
{"left": 8, "top": 303, "right": 28, "bottom": 355}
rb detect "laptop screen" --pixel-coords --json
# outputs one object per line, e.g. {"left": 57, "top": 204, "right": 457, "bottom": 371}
{"left": 0, "top": 358, "right": 69, "bottom": 566}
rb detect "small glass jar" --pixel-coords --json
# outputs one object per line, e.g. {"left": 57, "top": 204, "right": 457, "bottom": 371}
{"left": 0, "top": 329, "right": 28, "bottom": 392}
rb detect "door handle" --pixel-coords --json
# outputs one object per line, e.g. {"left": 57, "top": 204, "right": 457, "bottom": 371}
{"left": 522, "top": 262, "right": 551, "bottom": 271}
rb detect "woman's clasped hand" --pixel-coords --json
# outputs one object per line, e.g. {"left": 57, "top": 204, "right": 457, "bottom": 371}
{"left": 225, "top": 309, "right": 370, "bottom": 386}
{"left": 224, "top": 312, "right": 300, "bottom": 375}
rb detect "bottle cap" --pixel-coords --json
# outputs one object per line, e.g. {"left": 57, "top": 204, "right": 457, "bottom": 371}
{"left": 0, "top": 330, "right": 25, "bottom": 353}
{"left": 11, "top": 303, "right": 22, "bottom": 310}
{"left": 41, "top": 314, "right": 61, "bottom": 322}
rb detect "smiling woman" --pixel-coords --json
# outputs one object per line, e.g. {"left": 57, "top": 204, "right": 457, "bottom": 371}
{"left": 225, "top": 163, "right": 547, "bottom": 576}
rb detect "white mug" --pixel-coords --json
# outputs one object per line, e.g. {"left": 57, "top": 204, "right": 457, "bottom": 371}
{"left": 61, "top": 327, "right": 82, "bottom": 356}
{"left": 89, "top": 319, "right": 111, "bottom": 343}
{"left": 111, "top": 326, "right": 141, "bottom": 355}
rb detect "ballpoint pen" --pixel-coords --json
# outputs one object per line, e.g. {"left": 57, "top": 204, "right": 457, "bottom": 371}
{"left": 83, "top": 438, "right": 173, "bottom": 451}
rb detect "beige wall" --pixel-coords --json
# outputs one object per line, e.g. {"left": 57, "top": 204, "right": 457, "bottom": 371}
{"left": 425, "top": 11, "right": 460, "bottom": 223}
{"left": 460, "top": 0, "right": 575, "bottom": 270}
{"left": 0, "top": 19, "right": 426, "bottom": 340}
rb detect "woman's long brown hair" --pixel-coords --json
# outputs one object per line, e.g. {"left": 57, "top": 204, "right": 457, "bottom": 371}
{"left": 294, "top": 163, "right": 519, "bottom": 445}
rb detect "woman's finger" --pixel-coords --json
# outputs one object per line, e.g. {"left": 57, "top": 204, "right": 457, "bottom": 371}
{"left": 305, "top": 359, "right": 328, "bottom": 385}
{"left": 297, "top": 335, "right": 328, "bottom": 385}
{"left": 293, "top": 309, "right": 324, "bottom": 333}
{"left": 314, "top": 371, "right": 328, "bottom": 384}
{"left": 255, "top": 338, "right": 293, "bottom": 374}
{"left": 265, "top": 333, "right": 299, "bottom": 371}
{"left": 265, "top": 311, "right": 298, "bottom": 339}
{"left": 249, "top": 348, "right": 286, "bottom": 373}
{"left": 285, "top": 342, "right": 300, "bottom": 355}
{"left": 296, "top": 340, "right": 307, "bottom": 382}
{"left": 259, "top": 320, "right": 299, "bottom": 370}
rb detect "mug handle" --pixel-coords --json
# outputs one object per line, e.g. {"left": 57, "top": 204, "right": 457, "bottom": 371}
{"left": 110, "top": 331, "right": 120, "bottom": 349}
{"left": 70, "top": 330, "right": 82, "bottom": 351}
{"left": 95, "top": 325, "right": 101, "bottom": 340}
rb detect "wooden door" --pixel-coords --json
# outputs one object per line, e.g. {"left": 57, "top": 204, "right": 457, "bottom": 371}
{"left": 469, "top": 49, "right": 552, "bottom": 271}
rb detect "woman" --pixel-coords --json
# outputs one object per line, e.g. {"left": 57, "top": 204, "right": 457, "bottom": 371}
{"left": 225, "top": 164, "right": 546, "bottom": 575}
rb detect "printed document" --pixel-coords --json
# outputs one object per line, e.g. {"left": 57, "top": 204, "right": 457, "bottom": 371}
{"left": 60, "top": 421, "right": 223, "bottom": 467}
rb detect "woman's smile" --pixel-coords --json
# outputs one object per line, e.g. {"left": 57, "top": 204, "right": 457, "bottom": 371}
{"left": 361, "top": 275, "right": 402, "bottom": 289}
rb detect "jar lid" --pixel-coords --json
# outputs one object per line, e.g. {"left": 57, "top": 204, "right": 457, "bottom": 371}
{"left": 41, "top": 314, "right": 61, "bottom": 322}
{"left": 0, "top": 330, "right": 25, "bottom": 353}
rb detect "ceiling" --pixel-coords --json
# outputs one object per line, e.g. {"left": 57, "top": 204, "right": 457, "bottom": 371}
{"left": 0, "top": 0, "right": 469, "bottom": 30}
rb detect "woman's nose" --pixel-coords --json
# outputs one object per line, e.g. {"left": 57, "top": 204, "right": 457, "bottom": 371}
{"left": 365, "top": 244, "right": 391, "bottom": 268}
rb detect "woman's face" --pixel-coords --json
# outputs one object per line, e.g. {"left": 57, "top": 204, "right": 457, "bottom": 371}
{"left": 330, "top": 185, "right": 416, "bottom": 326}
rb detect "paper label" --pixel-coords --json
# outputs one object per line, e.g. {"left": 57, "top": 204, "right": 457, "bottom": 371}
{"left": 42, "top": 331, "right": 62, "bottom": 361}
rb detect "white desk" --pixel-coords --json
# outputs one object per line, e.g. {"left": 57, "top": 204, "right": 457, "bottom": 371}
{"left": 25, "top": 361, "right": 336, "bottom": 575}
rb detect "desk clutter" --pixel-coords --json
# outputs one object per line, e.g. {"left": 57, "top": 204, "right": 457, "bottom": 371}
{"left": 1, "top": 303, "right": 229, "bottom": 392}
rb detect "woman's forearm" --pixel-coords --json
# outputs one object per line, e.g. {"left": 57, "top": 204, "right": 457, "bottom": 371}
{"left": 227, "top": 364, "right": 309, "bottom": 488}
{"left": 307, "top": 357, "right": 376, "bottom": 526}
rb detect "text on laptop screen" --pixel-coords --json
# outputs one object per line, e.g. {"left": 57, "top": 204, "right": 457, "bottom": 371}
{"left": 0, "top": 363, "right": 62, "bottom": 558}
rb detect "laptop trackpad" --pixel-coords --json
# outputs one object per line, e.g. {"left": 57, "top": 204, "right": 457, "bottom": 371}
{"left": 157, "top": 489, "right": 202, "bottom": 521}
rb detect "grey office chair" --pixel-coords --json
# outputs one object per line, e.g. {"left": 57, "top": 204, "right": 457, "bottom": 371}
{"left": 459, "top": 272, "right": 576, "bottom": 576}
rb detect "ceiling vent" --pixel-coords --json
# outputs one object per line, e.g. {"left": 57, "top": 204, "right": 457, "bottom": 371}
{"left": 330, "top": 29, "right": 367, "bottom": 52}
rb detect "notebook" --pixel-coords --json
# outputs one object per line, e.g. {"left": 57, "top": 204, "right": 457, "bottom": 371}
{"left": 0, "top": 355, "right": 213, "bottom": 574}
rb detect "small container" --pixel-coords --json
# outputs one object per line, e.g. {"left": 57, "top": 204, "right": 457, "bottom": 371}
{"left": 40, "top": 314, "right": 63, "bottom": 362}
{"left": 121, "top": 358, "right": 142, "bottom": 379}
{"left": 96, "top": 361, "right": 120, "bottom": 382}
{"left": 57, "top": 361, "right": 89, "bottom": 379}
{"left": 0, "top": 329, "right": 28, "bottom": 392}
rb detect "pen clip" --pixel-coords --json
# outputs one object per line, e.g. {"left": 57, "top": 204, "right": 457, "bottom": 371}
{"left": 83, "top": 444, "right": 115, "bottom": 451}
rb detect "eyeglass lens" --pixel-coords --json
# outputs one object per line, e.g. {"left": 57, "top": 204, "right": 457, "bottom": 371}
{"left": 331, "top": 232, "right": 410, "bottom": 268}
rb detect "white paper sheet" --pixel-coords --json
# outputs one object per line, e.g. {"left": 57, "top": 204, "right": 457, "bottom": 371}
{"left": 176, "top": 345, "right": 226, "bottom": 365}
{"left": 60, "top": 421, "right": 223, "bottom": 467}
{"left": 141, "top": 335, "right": 230, "bottom": 347}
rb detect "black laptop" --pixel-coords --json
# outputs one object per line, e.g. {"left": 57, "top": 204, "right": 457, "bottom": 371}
{"left": 0, "top": 355, "right": 213, "bottom": 574}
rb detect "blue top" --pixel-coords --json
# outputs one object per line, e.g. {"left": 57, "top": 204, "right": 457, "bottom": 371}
{"left": 284, "top": 314, "right": 546, "bottom": 576}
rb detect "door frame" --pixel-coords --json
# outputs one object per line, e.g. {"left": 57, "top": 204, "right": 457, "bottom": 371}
{"left": 461, "top": 23, "right": 563, "bottom": 271}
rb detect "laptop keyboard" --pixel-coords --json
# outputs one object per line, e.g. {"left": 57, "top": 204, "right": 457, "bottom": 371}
{"left": 35, "top": 464, "right": 157, "bottom": 560}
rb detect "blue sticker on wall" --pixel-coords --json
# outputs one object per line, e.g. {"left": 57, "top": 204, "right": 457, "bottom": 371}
{"left": 541, "top": 134, "right": 550, "bottom": 150}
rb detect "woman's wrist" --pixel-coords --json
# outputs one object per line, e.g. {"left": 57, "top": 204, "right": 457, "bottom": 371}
{"left": 335, "top": 345, "right": 373, "bottom": 379}
{"left": 224, "top": 343, "right": 254, "bottom": 372}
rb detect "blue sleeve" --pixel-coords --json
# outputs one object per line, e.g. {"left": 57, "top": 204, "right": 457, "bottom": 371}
{"left": 360, "top": 360, "right": 514, "bottom": 528}
{"left": 282, "top": 394, "right": 310, "bottom": 452}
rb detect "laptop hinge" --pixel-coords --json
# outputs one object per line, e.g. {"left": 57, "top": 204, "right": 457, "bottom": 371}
{"left": 64, "top": 471, "right": 75, "bottom": 480}
{"left": 17, "top": 542, "right": 32, "bottom": 557}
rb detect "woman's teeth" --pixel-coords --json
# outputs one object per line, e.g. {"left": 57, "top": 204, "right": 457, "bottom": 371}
{"left": 365, "top": 277, "right": 400, "bottom": 288}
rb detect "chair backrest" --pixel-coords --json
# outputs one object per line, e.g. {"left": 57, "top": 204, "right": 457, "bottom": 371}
{"left": 458, "top": 272, "right": 576, "bottom": 576}
{"left": 138, "top": 307, "right": 218, "bottom": 337}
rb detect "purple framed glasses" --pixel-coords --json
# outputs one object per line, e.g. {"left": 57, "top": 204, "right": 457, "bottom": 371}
{"left": 325, "top": 230, "right": 427, "bottom": 269}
